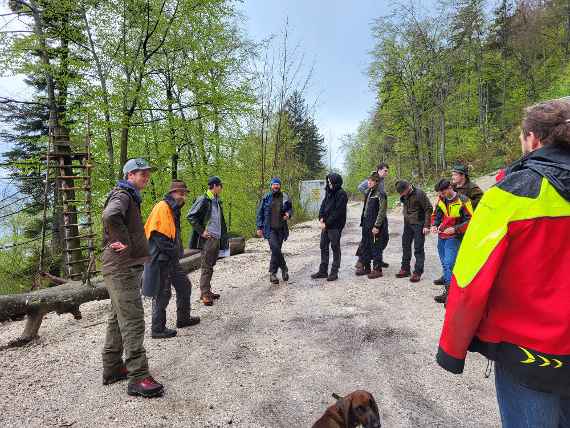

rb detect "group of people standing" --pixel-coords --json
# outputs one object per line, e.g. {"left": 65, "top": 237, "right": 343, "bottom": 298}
{"left": 345, "top": 161, "right": 482, "bottom": 307}
{"left": 97, "top": 99, "right": 569, "bottom": 426}
{"left": 99, "top": 170, "right": 296, "bottom": 398}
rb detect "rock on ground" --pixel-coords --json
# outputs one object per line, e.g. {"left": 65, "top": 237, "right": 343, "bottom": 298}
{"left": 0, "top": 176, "right": 501, "bottom": 427}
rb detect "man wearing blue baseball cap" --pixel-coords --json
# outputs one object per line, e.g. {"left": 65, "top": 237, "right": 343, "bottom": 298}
{"left": 256, "top": 177, "right": 293, "bottom": 284}
{"left": 101, "top": 158, "right": 164, "bottom": 398}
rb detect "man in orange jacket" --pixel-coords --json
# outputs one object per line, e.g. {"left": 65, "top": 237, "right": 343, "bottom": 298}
{"left": 436, "top": 100, "right": 570, "bottom": 427}
{"left": 143, "top": 180, "right": 200, "bottom": 339}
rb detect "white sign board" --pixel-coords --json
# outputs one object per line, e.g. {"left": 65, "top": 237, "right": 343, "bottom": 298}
{"left": 299, "top": 180, "right": 326, "bottom": 217}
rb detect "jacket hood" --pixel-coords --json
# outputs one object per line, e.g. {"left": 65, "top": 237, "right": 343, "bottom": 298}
{"left": 117, "top": 180, "right": 142, "bottom": 205}
{"left": 326, "top": 173, "right": 343, "bottom": 192}
{"left": 506, "top": 144, "right": 570, "bottom": 201}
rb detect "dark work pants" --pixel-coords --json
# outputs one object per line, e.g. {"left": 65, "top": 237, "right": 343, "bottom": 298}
{"left": 401, "top": 223, "right": 426, "bottom": 274}
{"left": 151, "top": 259, "right": 192, "bottom": 333}
{"left": 380, "top": 217, "right": 389, "bottom": 252}
{"left": 359, "top": 227, "right": 385, "bottom": 269}
{"left": 356, "top": 217, "right": 389, "bottom": 258}
{"left": 269, "top": 228, "right": 287, "bottom": 273}
{"left": 199, "top": 238, "right": 220, "bottom": 295}
{"left": 319, "top": 229, "right": 342, "bottom": 274}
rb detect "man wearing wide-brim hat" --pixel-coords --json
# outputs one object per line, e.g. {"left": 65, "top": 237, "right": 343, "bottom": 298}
{"left": 143, "top": 180, "right": 200, "bottom": 339}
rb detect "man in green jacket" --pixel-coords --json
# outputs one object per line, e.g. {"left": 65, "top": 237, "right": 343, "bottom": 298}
{"left": 187, "top": 176, "right": 228, "bottom": 306}
{"left": 451, "top": 163, "right": 484, "bottom": 209}
{"left": 394, "top": 180, "right": 433, "bottom": 283}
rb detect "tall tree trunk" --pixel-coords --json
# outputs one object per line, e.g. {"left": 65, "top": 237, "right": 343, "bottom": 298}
{"left": 83, "top": 9, "right": 115, "bottom": 183}
{"left": 439, "top": 107, "right": 447, "bottom": 171}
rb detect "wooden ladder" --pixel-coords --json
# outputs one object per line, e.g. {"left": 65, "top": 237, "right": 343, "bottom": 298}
{"left": 43, "top": 126, "right": 97, "bottom": 284}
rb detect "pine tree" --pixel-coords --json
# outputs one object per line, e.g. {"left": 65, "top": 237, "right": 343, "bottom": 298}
{"left": 284, "top": 90, "right": 325, "bottom": 178}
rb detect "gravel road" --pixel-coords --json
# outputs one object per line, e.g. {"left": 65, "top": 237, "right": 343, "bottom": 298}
{"left": 0, "top": 176, "right": 501, "bottom": 427}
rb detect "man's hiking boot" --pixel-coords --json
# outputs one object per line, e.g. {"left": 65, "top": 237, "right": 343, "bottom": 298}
{"left": 327, "top": 272, "right": 338, "bottom": 282}
{"left": 102, "top": 365, "right": 128, "bottom": 385}
{"left": 433, "top": 276, "right": 446, "bottom": 286}
{"left": 410, "top": 273, "right": 422, "bottom": 283}
{"left": 355, "top": 265, "right": 371, "bottom": 276}
{"left": 311, "top": 271, "right": 328, "bottom": 279}
{"left": 434, "top": 286, "right": 449, "bottom": 304}
{"left": 176, "top": 316, "right": 201, "bottom": 329}
{"left": 151, "top": 328, "right": 177, "bottom": 339}
{"left": 282, "top": 269, "right": 289, "bottom": 282}
{"left": 200, "top": 294, "right": 214, "bottom": 306}
{"left": 207, "top": 291, "right": 220, "bottom": 300}
{"left": 381, "top": 262, "right": 389, "bottom": 268}
{"left": 395, "top": 269, "right": 411, "bottom": 278}
{"left": 269, "top": 273, "right": 279, "bottom": 284}
{"left": 367, "top": 269, "right": 383, "bottom": 279}
{"left": 127, "top": 376, "right": 164, "bottom": 398}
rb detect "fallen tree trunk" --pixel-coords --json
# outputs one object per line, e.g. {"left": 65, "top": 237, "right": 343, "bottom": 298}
{"left": 0, "top": 237, "right": 246, "bottom": 345}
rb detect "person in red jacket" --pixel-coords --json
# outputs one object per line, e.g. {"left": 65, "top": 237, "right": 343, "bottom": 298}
{"left": 430, "top": 179, "right": 473, "bottom": 304}
{"left": 436, "top": 100, "right": 570, "bottom": 427}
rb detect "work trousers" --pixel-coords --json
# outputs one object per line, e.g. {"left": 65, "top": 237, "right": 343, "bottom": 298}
{"left": 269, "top": 228, "right": 288, "bottom": 273}
{"left": 437, "top": 237, "right": 461, "bottom": 286}
{"left": 199, "top": 238, "right": 220, "bottom": 295}
{"left": 318, "top": 229, "right": 342, "bottom": 274}
{"left": 359, "top": 226, "right": 386, "bottom": 270}
{"left": 151, "top": 259, "right": 192, "bottom": 333}
{"left": 102, "top": 265, "right": 149, "bottom": 383}
{"left": 401, "top": 223, "right": 426, "bottom": 274}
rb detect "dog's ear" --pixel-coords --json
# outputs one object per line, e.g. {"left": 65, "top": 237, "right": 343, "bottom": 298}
{"left": 368, "top": 393, "right": 380, "bottom": 419}
{"left": 331, "top": 392, "right": 342, "bottom": 401}
{"left": 336, "top": 394, "right": 355, "bottom": 427}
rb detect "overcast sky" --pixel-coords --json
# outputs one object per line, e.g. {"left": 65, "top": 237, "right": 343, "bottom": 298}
{"left": 240, "top": 0, "right": 395, "bottom": 169}
{"left": 0, "top": 1, "right": 407, "bottom": 170}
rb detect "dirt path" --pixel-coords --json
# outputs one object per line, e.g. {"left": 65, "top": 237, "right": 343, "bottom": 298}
{"left": 0, "top": 176, "right": 501, "bottom": 427}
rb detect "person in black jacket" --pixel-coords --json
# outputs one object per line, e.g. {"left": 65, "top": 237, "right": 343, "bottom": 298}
{"left": 311, "top": 173, "right": 348, "bottom": 281}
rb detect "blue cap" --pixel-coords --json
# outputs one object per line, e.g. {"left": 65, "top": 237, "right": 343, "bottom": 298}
{"left": 270, "top": 177, "right": 282, "bottom": 186}
{"left": 123, "top": 158, "right": 153, "bottom": 176}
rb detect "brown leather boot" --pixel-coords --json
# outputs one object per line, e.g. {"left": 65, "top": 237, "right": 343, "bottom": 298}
{"left": 207, "top": 291, "right": 220, "bottom": 300}
{"left": 200, "top": 294, "right": 214, "bottom": 306}
{"left": 367, "top": 268, "right": 383, "bottom": 279}
{"left": 355, "top": 265, "right": 371, "bottom": 276}
{"left": 102, "top": 365, "right": 128, "bottom": 385}
{"left": 395, "top": 269, "right": 411, "bottom": 278}
{"left": 410, "top": 272, "right": 422, "bottom": 283}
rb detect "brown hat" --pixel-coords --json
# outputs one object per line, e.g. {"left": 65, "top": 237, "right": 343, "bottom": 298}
{"left": 368, "top": 172, "right": 381, "bottom": 182}
{"left": 168, "top": 180, "right": 189, "bottom": 194}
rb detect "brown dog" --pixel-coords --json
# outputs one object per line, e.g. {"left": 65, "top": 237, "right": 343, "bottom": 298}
{"left": 312, "top": 390, "right": 381, "bottom": 428}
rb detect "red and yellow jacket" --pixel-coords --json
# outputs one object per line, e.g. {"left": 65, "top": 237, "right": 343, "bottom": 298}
{"left": 431, "top": 194, "right": 473, "bottom": 239}
{"left": 437, "top": 144, "right": 570, "bottom": 396}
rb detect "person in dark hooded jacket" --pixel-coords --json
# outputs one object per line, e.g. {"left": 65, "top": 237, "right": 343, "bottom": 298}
{"left": 311, "top": 173, "right": 348, "bottom": 281}
{"left": 436, "top": 99, "right": 570, "bottom": 427}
